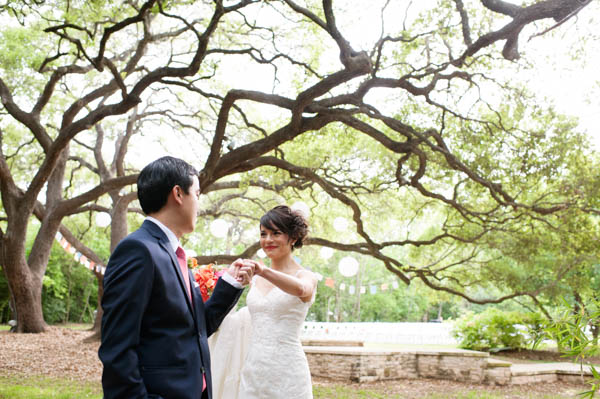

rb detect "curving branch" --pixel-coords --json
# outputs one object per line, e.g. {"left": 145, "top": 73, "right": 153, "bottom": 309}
{"left": 455, "top": 0, "right": 594, "bottom": 63}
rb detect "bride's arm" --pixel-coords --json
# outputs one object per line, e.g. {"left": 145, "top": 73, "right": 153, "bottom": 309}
{"left": 257, "top": 266, "right": 317, "bottom": 302}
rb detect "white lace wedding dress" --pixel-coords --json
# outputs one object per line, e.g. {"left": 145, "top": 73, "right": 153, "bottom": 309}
{"left": 209, "top": 275, "right": 315, "bottom": 399}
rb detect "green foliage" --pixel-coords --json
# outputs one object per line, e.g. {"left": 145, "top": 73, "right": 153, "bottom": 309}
{"left": 42, "top": 244, "right": 98, "bottom": 324}
{"left": 453, "top": 308, "right": 547, "bottom": 351}
{"left": 0, "top": 26, "right": 47, "bottom": 71}
{"left": 539, "top": 297, "right": 600, "bottom": 398}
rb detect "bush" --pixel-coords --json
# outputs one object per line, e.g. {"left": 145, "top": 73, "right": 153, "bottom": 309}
{"left": 452, "top": 308, "right": 547, "bottom": 351}
{"left": 540, "top": 297, "right": 600, "bottom": 398}
{"left": 42, "top": 247, "right": 98, "bottom": 324}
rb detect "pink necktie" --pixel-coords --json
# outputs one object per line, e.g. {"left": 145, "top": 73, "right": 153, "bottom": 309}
{"left": 175, "top": 246, "right": 192, "bottom": 301}
{"left": 176, "top": 247, "right": 206, "bottom": 392}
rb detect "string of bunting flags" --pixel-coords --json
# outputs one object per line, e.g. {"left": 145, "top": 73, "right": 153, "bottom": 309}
{"left": 56, "top": 207, "right": 401, "bottom": 290}
{"left": 54, "top": 231, "right": 106, "bottom": 275}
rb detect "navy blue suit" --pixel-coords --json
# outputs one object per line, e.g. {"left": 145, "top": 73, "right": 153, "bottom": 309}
{"left": 99, "top": 220, "right": 243, "bottom": 399}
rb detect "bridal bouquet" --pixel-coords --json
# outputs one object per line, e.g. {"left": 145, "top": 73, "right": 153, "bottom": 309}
{"left": 189, "top": 259, "right": 225, "bottom": 301}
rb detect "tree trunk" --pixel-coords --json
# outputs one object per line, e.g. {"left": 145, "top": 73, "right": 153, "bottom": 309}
{"left": 354, "top": 265, "right": 361, "bottom": 321}
{"left": 78, "top": 275, "right": 93, "bottom": 323}
{"left": 3, "top": 255, "right": 46, "bottom": 333}
{"left": 1, "top": 209, "right": 48, "bottom": 333}
{"left": 89, "top": 271, "right": 104, "bottom": 337}
{"left": 89, "top": 190, "right": 134, "bottom": 338}
{"left": 64, "top": 262, "right": 72, "bottom": 324}
{"left": 335, "top": 288, "right": 341, "bottom": 322}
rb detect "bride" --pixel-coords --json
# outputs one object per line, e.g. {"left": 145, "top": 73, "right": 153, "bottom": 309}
{"left": 209, "top": 205, "right": 317, "bottom": 399}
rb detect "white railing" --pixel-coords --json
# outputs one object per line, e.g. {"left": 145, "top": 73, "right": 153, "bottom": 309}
{"left": 301, "top": 321, "right": 457, "bottom": 345}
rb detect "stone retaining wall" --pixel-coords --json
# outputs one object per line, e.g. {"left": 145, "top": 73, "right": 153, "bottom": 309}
{"left": 305, "top": 347, "right": 488, "bottom": 383}
{"left": 305, "top": 346, "right": 592, "bottom": 386}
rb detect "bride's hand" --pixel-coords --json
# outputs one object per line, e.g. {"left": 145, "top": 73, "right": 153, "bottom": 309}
{"left": 245, "top": 259, "right": 264, "bottom": 276}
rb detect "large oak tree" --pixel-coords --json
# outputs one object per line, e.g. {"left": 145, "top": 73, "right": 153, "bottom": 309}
{"left": 0, "top": 0, "right": 598, "bottom": 333}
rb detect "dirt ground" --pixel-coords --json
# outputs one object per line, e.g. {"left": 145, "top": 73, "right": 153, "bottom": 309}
{"left": 0, "top": 326, "right": 592, "bottom": 398}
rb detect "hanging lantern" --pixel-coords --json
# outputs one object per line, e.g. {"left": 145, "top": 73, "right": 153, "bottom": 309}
{"left": 338, "top": 256, "right": 359, "bottom": 277}
{"left": 333, "top": 217, "right": 348, "bottom": 232}
{"left": 210, "top": 219, "right": 229, "bottom": 238}
{"left": 320, "top": 247, "right": 334, "bottom": 260}
{"left": 96, "top": 212, "right": 111, "bottom": 228}
{"left": 185, "top": 249, "right": 197, "bottom": 258}
{"left": 291, "top": 201, "right": 310, "bottom": 217}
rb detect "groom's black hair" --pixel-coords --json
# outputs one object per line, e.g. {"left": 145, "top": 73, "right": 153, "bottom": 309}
{"left": 137, "top": 156, "right": 198, "bottom": 215}
{"left": 260, "top": 205, "right": 308, "bottom": 251}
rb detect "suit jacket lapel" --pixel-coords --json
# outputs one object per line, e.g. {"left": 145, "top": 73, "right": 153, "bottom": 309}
{"left": 142, "top": 220, "right": 197, "bottom": 318}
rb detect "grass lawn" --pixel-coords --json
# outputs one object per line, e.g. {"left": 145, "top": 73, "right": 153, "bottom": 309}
{"left": 61, "top": 323, "right": 93, "bottom": 330}
{"left": 0, "top": 375, "right": 581, "bottom": 399}
{"left": 0, "top": 376, "right": 102, "bottom": 399}
{"left": 0, "top": 323, "right": 92, "bottom": 332}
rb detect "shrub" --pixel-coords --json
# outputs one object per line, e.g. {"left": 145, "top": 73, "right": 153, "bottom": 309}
{"left": 452, "top": 308, "right": 547, "bottom": 351}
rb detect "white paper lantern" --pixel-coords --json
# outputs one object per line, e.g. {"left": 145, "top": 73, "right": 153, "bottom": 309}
{"left": 257, "top": 249, "right": 267, "bottom": 258}
{"left": 291, "top": 201, "right": 310, "bottom": 217}
{"left": 333, "top": 217, "right": 349, "bottom": 232}
{"left": 210, "top": 219, "right": 229, "bottom": 238}
{"left": 338, "top": 256, "right": 359, "bottom": 277}
{"left": 185, "top": 249, "right": 197, "bottom": 258}
{"left": 96, "top": 212, "right": 111, "bottom": 228}
{"left": 319, "top": 247, "right": 334, "bottom": 260}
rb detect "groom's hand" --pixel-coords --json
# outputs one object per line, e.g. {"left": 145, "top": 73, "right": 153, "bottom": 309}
{"left": 226, "top": 259, "right": 244, "bottom": 281}
{"left": 225, "top": 259, "right": 252, "bottom": 286}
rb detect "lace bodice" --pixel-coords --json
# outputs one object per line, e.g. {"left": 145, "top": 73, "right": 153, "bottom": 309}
{"left": 247, "top": 283, "right": 312, "bottom": 343}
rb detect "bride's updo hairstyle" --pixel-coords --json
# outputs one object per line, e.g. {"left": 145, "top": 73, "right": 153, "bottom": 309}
{"left": 260, "top": 205, "right": 308, "bottom": 251}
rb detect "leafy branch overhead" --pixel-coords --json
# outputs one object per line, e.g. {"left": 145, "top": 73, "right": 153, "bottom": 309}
{"left": 0, "top": 0, "right": 598, "bottom": 332}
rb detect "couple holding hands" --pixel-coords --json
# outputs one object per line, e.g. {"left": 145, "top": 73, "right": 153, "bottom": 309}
{"left": 99, "top": 156, "right": 317, "bottom": 399}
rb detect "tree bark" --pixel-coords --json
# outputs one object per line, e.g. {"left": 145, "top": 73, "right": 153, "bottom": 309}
{"left": 2, "top": 241, "right": 46, "bottom": 332}
{"left": 89, "top": 189, "right": 134, "bottom": 338}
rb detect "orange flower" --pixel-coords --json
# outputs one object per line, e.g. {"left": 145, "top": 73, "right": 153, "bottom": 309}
{"left": 187, "top": 257, "right": 198, "bottom": 269}
{"left": 192, "top": 263, "right": 222, "bottom": 301}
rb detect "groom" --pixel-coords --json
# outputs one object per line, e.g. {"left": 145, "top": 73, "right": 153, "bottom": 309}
{"left": 99, "top": 156, "right": 252, "bottom": 399}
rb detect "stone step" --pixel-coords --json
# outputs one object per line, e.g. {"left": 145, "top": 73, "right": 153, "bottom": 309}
{"left": 302, "top": 339, "right": 364, "bottom": 347}
{"left": 487, "top": 358, "right": 512, "bottom": 368}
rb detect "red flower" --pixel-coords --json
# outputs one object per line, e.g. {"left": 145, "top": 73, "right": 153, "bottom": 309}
{"left": 192, "top": 263, "right": 222, "bottom": 301}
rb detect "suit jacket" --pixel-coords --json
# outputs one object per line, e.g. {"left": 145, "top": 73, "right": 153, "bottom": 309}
{"left": 99, "top": 220, "right": 243, "bottom": 399}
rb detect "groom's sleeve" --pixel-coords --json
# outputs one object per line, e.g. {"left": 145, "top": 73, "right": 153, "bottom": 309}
{"left": 99, "top": 238, "right": 154, "bottom": 399}
{"left": 220, "top": 271, "right": 242, "bottom": 288}
{"left": 203, "top": 278, "right": 243, "bottom": 336}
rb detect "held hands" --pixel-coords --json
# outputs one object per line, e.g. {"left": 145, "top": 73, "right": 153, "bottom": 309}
{"left": 227, "top": 258, "right": 264, "bottom": 286}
